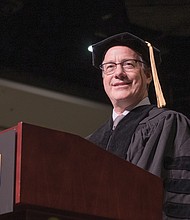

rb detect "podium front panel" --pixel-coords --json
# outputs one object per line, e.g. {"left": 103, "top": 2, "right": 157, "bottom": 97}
{"left": 0, "top": 129, "right": 16, "bottom": 215}
{"left": 0, "top": 122, "right": 163, "bottom": 219}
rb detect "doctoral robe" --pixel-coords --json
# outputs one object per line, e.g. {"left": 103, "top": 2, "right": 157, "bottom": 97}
{"left": 87, "top": 105, "right": 190, "bottom": 220}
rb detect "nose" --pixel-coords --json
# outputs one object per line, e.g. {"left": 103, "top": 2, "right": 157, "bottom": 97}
{"left": 114, "top": 63, "right": 125, "bottom": 78}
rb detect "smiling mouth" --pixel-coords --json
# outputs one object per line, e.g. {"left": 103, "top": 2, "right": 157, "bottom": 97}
{"left": 112, "top": 82, "right": 132, "bottom": 86}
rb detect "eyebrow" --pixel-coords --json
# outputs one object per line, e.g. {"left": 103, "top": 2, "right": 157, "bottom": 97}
{"left": 102, "top": 58, "right": 138, "bottom": 64}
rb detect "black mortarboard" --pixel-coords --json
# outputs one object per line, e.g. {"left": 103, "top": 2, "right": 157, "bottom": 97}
{"left": 91, "top": 32, "right": 161, "bottom": 68}
{"left": 91, "top": 32, "right": 166, "bottom": 108}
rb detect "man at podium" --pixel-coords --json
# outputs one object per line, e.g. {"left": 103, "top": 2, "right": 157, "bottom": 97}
{"left": 87, "top": 32, "right": 190, "bottom": 219}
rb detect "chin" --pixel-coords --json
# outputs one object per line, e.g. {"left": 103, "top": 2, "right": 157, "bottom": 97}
{"left": 112, "top": 93, "right": 132, "bottom": 101}
{"left": 112, "top": 96, "right": 131, "bottom": 103}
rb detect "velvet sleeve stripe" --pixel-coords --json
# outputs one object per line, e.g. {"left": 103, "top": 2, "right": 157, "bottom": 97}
{"left": 164, "top": 156, "right": 190, "bottom": 171}
{"left": 164, "top": 178, "right": 190, "bottom": 194}
{"left": 164, "top": 202, "right": 190, "bottom": 219}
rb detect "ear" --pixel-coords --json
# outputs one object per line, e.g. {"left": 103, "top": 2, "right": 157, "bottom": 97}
{"left": 145, "top": 67, "right": 152, "bottom": 85}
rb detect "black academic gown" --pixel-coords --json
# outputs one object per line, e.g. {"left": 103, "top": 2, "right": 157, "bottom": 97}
{"left": 87, "top": 105, "right": 190, "bottom": 220}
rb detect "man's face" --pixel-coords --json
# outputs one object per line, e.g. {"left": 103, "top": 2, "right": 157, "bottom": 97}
{"left": 102, "top": 46, "right": 152, "bottom": 111}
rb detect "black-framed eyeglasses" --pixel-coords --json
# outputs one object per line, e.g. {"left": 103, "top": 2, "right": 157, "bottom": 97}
{"left": 99, "top": 59, "right": 146, "bottom": 75}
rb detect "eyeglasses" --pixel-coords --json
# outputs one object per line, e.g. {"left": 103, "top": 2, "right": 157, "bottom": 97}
{"left": 99, "top": 59, "right": 146, "bottom": 75}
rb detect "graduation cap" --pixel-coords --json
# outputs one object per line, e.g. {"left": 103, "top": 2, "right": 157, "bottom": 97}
{"left": 91, "top": 32, "right": 166, "bottom": 108}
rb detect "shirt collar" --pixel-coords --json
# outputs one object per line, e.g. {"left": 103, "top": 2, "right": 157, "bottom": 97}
{"left": 112, "top": 97, "right": 151, "bottom": 121}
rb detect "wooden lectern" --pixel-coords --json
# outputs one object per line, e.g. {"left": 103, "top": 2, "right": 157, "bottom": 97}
{"left": 0, "top": 122, "right": 163, "bottom": 220}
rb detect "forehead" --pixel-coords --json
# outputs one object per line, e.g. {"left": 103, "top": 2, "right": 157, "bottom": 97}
{"left": 103, "top": 46, "right": 139, "bottom": 61}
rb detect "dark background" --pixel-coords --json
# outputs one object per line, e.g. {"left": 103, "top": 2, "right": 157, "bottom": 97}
{"left": 0, "top": 0, "right": 189, "bottom": 117}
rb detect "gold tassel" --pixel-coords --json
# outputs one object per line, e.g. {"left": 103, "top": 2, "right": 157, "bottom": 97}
{"left": 146, "top": 41, "right": 166, "bottom": 108}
